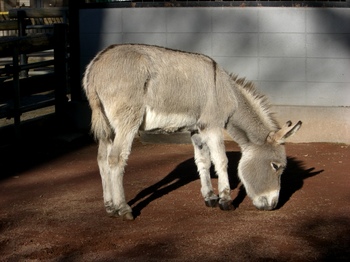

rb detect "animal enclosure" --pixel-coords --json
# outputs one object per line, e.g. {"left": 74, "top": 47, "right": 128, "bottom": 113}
{"left": 0, "top": 8, "right": 69, "bottom": 138}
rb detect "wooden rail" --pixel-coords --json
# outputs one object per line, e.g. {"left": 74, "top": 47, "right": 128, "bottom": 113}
{"left": 0, "top": 33, "right": 53, "bottom": 56}
{"left": 8, "top": 7, "right": 68, "bottom": 20}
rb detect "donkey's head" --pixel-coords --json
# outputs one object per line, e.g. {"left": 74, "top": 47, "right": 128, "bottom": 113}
{"left": 238, "top": 121, "right": 302, "bottom": 211}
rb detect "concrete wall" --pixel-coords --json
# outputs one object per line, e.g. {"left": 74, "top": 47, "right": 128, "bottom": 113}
{"left": 79, "top": 7, "right": 350, "bottom": 144}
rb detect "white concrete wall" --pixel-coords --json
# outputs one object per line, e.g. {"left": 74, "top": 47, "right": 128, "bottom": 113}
{"left": 79, "top": 7, "right": 350, "bottom": 143}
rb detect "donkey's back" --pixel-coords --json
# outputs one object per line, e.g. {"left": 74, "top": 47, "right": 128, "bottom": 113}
{"left": 83, "top": 44, "right": 236, "bottom": 140}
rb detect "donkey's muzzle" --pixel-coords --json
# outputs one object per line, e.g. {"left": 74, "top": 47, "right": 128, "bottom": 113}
{"left": 254, "top": 196, "right": 278, "bottom": 211}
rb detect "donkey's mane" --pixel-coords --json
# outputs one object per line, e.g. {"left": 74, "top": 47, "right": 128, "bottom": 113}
{"left": 230, "top": 74, "right": 280, "bottom": 131}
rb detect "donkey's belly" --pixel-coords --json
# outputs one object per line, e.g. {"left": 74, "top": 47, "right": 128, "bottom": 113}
{"left": 140, "top": 107, "right": 196, "bottom": 132}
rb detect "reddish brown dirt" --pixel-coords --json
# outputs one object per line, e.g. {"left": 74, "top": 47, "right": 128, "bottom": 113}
{"left": 0, "top": 139, "right": 349, "bottom": 261}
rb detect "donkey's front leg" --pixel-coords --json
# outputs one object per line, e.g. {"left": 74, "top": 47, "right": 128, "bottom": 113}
{"left": 191, "top": 133, "right": 219, "bottom": 208}
{"left": 205, "top": 129, "right": 233, "bottom": 211}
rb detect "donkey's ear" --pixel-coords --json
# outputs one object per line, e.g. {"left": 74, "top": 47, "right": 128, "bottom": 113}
{"left": 267, "top": 121, "right": 302, "bottom": 145}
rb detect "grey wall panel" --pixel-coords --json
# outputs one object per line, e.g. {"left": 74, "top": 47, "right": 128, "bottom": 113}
{"left": 79, "top": 7, "right": 350, "bottom": 107}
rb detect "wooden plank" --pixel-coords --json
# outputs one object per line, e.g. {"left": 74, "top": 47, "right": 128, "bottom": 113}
{"left": 0, "top": 96, "right": 55, "bottom": 119}
{"left": 0, "top": 73, "right": 56, "bottom": 102}
{"left": 0, "top": 33, "right": 53, "bottom": 57}
{"left": 8, "top": 8, "right": 68, "bottom": 19}
{"left": 0, "top": 20, "right": 18, "bottom": 31}
{"left": 0, "top": 19, "right": 31, "bottom": 30}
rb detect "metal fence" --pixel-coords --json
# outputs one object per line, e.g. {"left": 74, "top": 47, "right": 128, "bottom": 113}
{"left": 83, "top": 0, "right": 350, "bottom": 8}
{"left": 0, "top": 9, "right": 66, "bottom": 37}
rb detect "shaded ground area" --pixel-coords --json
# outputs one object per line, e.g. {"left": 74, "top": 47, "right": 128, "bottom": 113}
{"left": 0, "top": 135, "right": 349, "bottom": 261}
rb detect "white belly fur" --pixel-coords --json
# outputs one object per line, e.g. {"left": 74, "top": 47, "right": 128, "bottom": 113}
{"left": 140, "top": 107, "right": 196, "bottom": 132}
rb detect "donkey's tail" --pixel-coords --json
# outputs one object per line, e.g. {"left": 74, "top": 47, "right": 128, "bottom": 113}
{"left": 83, "top": 68, "right": 114, "bottom": 142}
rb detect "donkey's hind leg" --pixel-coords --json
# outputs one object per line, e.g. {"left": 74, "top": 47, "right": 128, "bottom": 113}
{"left": 191, "top": 132, "right": 219, "bottom": 208}
{"left": 98, "top": 139, "right": 117, "bottom": 216}
{"left": 106, "top": 125, "right": 140, "bottom": 221}
{"left": 98, "top": 138, "right": 136, "bottom": 219}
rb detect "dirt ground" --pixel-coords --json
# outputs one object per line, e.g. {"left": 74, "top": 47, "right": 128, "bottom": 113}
{"left": 0, "top": 137, "right": 349, "bottom": 261}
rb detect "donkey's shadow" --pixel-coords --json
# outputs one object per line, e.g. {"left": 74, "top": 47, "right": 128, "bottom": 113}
{"left": 128, "top": 152, "right": 323, "bottom": 218}
{"left": 277, "top": 157, "right": 323, "bottom": 209}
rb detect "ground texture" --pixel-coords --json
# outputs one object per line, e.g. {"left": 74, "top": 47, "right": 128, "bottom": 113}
{"left": 0, "top": 138, "right": 349, "bottom": 261}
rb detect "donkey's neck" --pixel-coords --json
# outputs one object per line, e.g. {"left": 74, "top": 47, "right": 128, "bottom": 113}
{"left": 227, "top": 76, "right": 279, "bottom": 146}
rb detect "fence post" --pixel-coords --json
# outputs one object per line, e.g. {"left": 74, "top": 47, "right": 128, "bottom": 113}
{"left": 53, "top": 23, "right": 68, "bottom": 117}
{"left": 17, "top": 10, "right": 28, "bottom": 78}
{"left": 12, "top": 46, "right": 21, "bottom": 140}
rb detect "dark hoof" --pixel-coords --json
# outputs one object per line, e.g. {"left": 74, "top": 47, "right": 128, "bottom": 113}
{"left": 205, "top": 198, "right": 219, "bottom": 208}
{"left": 107, "top": 210, "right": 134, "bottom": 221}
{"left": 219, "top": 201, "right": 234, "bottom": 211}
{"left": 106, "top": 210, "right": 119, "bottom": 217}
{"left": 122, "top": 212, "right": 134, "bottom": 221}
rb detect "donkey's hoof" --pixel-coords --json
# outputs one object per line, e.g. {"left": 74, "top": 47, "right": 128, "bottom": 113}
{"left": 106, "top": 209, "right": 119, "bottom": 217}
{"left": 219, "top": 201, "right": 234, "bottom": 211}
{"left": 205, "top": 198, "right": 219, "bottom": 208}
{"left": 122, "top": 212, "right": 134, "bottom": 221}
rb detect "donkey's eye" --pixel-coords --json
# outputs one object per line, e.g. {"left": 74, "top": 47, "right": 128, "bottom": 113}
{"left": 271, "top": 162, "right": 280, "bottom": 171}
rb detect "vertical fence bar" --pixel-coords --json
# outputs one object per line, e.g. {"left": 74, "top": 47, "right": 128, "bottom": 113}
{"left": 12, "top": 47, "right": 21, "bottom": 140}
{"left": 17, "top": 10, "right": 28, "bottom": 78}
{"left": 54, "top": 23, "right": 68, "bottom": 117}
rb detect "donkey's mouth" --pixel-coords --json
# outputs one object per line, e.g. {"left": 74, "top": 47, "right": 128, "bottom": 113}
{"left": 257, "top": 205, "right": 275, "bottom": 211}
{"left": 254, "top": 196, "right": 278, "bottom": 211}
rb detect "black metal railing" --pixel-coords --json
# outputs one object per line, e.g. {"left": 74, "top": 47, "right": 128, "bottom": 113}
{"left": 81, "top": 0, "right": 350, "bottom": 8}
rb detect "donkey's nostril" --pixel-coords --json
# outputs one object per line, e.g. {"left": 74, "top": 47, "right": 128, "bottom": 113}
{"left": 255, "top": 196, "right": 268, "bottom": 210}
{"left": 271, "top": 198, "right": 278, "bottom": 209}
{"left": 260, "top": 196, "right": 268, "bottom": 206}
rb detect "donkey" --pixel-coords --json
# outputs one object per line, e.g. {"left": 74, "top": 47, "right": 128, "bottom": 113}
{"left": 83, "top": 44, "right": 302, "bottom": 221}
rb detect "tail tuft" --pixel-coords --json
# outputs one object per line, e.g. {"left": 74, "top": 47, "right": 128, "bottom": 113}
{"left": 90, "top": 103, "right": 115, "bottom": 142}
{"left": 83, "top": 65, "right": 114, "bottom": 142}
